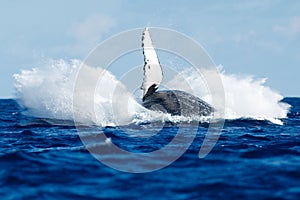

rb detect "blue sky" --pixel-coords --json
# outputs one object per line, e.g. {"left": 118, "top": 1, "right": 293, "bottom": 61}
{"left": 1, "top": 0, "right": 300, "bottom": 97}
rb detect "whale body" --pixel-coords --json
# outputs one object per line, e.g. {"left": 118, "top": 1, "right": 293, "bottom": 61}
{"left": 140, "top": 28, "right": 214, "bottom": 117}
{"left": 143, "top": 90, "right": 213, "bottom": 117}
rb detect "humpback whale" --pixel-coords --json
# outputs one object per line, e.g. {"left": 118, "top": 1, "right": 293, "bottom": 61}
{"left": 141, "top": 28, "right": 214, "bottom": 117}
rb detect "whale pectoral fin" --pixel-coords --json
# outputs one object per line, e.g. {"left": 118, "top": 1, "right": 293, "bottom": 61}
{"left": 142, "top": 84, "right": 158, "bottom": 101}
{"left": 141, "top": 28, "right": 163, "bottom": 101}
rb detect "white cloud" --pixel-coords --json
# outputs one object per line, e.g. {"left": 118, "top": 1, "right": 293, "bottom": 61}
{"left": 73, "top": 13, "right": 116, "bottom": 44}
{"left": 66, "top": 13, "right": 116, "bottom": 56}
{"left": 232, "top": 30, "right": 257, "bottom": 43}
{"left": 273, "top": 16, "right": 300, "bottom": 37}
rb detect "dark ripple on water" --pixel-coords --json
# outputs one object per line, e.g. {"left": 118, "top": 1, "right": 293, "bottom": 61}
{"left": 0, "top": 98, "right": 300, "bottom": 199}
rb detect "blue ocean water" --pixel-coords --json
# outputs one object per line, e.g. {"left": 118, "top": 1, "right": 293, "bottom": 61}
{"left": 0, "top": 98, "right": 299, "bottom": 199}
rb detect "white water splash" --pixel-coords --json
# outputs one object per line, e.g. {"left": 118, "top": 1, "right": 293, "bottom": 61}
{"left": 13, "top": 59, "right": 290, "bottom": 125}
{"left": 167, "top": 66, "right": 290, "bottom": 124}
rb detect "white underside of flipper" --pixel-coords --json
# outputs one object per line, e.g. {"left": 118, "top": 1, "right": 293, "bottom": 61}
{"left": 141, "top": 27, "right": 163, "bottom": 99}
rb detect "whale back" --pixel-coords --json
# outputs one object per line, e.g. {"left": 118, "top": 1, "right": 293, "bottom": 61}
{"left": 143, "top": 90, "right": 214, "bottom": 117}
{"left": 141, "top": 28, "right": 163, "bottom": 101}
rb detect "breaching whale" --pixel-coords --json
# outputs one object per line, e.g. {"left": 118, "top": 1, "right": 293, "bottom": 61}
{"left": 141, "top": 28, "right": 214, "bottom": 117}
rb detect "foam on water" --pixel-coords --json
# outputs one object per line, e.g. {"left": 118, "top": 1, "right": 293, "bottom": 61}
{"left": 13, "top": 59, "right": 290, "bottom": 126}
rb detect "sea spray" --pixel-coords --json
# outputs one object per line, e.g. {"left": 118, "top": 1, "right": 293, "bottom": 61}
{"left": 14, "top": 59, "right": 290, "bottom": 125}
{"left": 167, "top": 66, "right": 290, "bottom": 123}
{"left": 14, "top": 59, "right": 144, "bottom": 126}
{"left": 14, "top": 59, "right": 77, "bottom": 120}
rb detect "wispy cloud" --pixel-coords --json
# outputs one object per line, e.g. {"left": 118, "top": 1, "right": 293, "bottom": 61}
{"left": 73, "top": 13, "right": 116, "bottom": 44}
{"left": 232, "top": 30, "right": 257, "bottom": 43}
{"left": 67, "top": 13, "right": 116, "bottom": 56}
{"left": 273, "top": 16, "right": 300, "bottom": 37}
